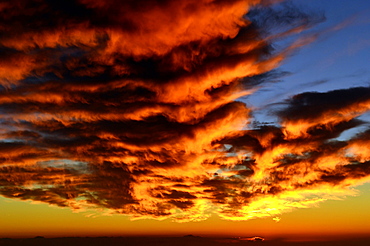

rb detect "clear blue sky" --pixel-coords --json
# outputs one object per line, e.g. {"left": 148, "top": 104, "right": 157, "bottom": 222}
{"left": 247, "top": 0, "right": 370, "bottom": 125}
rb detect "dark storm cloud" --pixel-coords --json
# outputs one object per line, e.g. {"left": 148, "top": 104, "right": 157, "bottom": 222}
{"left": 277, "top": 87, "right": 370, "bottom": 121}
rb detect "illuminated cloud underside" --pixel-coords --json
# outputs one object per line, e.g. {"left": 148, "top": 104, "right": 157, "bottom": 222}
{"left": 1, "top": 0, "right": 370, "bottom": 222}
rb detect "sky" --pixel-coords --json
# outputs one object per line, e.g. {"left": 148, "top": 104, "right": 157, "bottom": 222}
{"left": 0, "top": 0, "right": 370, "bottom": 241}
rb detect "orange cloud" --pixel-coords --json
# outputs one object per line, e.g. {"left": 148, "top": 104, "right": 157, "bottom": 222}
{"left": 1, "top": 0, "right": 370, "bottom": 223}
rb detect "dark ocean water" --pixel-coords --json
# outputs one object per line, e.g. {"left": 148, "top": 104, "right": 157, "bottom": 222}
{"left": 1, "top": 237, "right": 370, "bottom": 246}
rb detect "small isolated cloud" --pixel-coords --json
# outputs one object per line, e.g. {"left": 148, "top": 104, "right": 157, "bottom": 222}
{"left": 273, "top": 217, "right": 281, "bottom": 222}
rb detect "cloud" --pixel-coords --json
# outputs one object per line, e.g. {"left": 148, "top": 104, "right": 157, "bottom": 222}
{"left": 1, "top": 0, "right": 370, "bottom": 222}
{"left": 276, "top": 87, "right": 370, "bottom": 138}
{"left": 273, "top": 217, "right": 281, "bottom": 222}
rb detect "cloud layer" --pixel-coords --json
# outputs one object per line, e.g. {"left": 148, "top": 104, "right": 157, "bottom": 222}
{"left": 1, "top": 0, "right": 370, "bottom": 222}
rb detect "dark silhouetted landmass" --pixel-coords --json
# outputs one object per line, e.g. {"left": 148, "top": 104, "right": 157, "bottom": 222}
{"left": 1, "top": 236, "right": 370, "bottom": 246}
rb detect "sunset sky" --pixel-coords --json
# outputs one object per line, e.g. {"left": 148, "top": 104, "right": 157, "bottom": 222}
{"left": 1, "top": 0, "right": 370, "bottom": 241}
